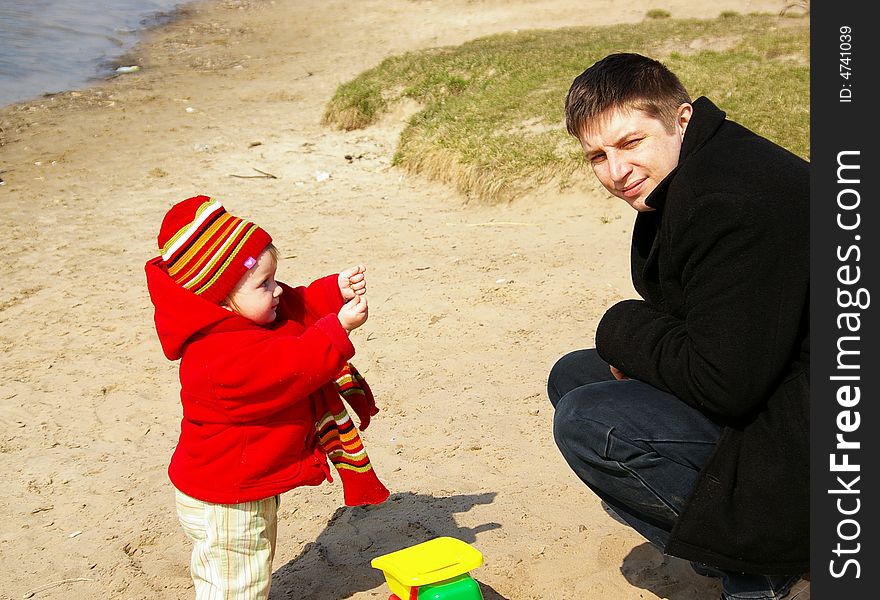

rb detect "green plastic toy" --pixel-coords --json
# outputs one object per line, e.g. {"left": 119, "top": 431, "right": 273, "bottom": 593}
{"left": 371, "top": 536, "right": 485, "bottom": 600}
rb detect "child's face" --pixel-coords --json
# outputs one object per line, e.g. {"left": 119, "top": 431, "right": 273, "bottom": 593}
{"left": 224, "top": 248, "right": 282, "bottom": 325}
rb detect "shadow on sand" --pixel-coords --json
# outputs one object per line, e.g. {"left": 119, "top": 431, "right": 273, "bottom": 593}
{"left": 620, "top": 542, "right": 723, "bottom": 600}
{"left": 269, "top": 491, "right": 508, "bottom": 599}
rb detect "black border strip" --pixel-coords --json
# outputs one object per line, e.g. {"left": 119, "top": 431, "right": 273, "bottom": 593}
{"left": 810, "top": 2, "right": 877, "bottom": 596}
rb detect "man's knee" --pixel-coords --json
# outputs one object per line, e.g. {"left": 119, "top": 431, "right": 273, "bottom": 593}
{"left": 547, "top": 356, "right": 568, "bottom": 407}
{"left": 549, "top": 350, "right": 588, "bottom": 382}
{"left": 552, "top": 394, "right": 609, "bottom": 461}
{"left": 548, "top": 349, "right": 601, "bottom": 407}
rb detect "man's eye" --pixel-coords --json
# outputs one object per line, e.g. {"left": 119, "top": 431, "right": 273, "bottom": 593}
{"left": 589, "top": 154, "right": 606, "bottom": 164}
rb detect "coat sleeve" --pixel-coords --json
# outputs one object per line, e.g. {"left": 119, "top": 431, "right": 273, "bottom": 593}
{"left": 596, "top": 192, "right": 808, "bottom": 418}
{"left": 297, "top": 273, "right": 346, "bottom": 320}
{"left": 274, "top": 274, "right": 344, "bottom": 327}
{"left": 204, "top": 315, "right": 355, "bottom": 421}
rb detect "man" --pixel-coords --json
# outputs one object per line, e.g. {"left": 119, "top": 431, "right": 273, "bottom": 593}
{"left": 548, "top": 53, "right": 809, "bottom": 599}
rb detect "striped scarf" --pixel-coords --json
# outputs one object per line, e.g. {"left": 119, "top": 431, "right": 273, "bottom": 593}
{"left": 315, "top": 363, "right": 389, "bottom": 506}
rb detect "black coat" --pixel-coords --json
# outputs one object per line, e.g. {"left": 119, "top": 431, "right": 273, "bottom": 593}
{"left": 595, "top": 97, "right": 809, "bottom": 574}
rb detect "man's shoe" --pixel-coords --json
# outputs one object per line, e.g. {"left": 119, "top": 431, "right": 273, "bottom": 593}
{"left": 785, "top": 577, "right": 810, "bottom": 600}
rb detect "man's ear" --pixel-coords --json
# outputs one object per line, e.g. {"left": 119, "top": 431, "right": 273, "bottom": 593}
{"left": 676, "top": 103, "right": 693, "bottom": 140}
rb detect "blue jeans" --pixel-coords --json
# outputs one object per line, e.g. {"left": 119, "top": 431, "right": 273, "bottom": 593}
{"left": 548, "top": 349, "right": 801, "bottom": 600}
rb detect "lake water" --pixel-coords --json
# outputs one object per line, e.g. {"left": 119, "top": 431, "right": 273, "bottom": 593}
{"left": 0, "top": 0, "right": 188, "bottom": 108}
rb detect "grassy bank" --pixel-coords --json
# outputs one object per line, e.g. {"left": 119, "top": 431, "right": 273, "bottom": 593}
{"left": 323, "top": 11, "right": 809, "bottom": 203}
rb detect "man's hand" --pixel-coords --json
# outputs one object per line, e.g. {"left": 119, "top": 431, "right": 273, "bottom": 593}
{"left": 338, "top": 293, "right": 368, "bottom": 332}
{"left": 610, "top": 365, "right": 630, "bottom": 381}
{"left": 339, "top": 265, "right": 367, "bottom": 300}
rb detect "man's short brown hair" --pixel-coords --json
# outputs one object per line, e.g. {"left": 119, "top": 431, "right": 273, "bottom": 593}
{"left": 565, "top": 53, "right": 691, "bottom": 138}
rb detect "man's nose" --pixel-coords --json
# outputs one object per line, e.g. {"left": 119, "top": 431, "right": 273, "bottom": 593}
{"left": 274, "top": 283, "right": 283, "bottom": 298}
{"left": 607, "top": 153, "right": 631, "bottom": 182}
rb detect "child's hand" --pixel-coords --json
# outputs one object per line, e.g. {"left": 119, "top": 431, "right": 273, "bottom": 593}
{"left": 338, "top": 293, "right": 368, "bottom": 332}
{"left": 339, "top": 265, "right": 366, "bottom": 301}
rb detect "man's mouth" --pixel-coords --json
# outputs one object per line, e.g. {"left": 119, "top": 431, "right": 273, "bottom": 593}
{"left": 621, "top": 178, "right": 645, "bottom": 198}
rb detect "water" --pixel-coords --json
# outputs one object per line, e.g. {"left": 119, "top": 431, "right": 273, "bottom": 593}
{"left": 0, "top": 0, "right": 189, "bottom": 108}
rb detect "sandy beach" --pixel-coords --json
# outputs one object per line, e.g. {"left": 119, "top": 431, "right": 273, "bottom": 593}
{"left": 0, "top": 1, "right": 798, "bottom": 598}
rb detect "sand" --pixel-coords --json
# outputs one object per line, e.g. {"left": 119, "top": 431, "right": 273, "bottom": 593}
{"left": 0, "top": 1, "right": 796, "bottom": 598}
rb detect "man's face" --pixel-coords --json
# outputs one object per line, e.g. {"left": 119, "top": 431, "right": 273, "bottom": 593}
{"left": 578, "top": 104, "right": 691, "bottom": 211}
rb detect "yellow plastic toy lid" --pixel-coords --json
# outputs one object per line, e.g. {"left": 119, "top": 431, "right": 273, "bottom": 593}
{"left": 371, "top": 536, "right": 484, "bottom": 588}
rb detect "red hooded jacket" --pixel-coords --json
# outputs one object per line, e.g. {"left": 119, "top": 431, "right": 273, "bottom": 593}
{"left": 145, "top": 257, "right": 355, "bottom": 503}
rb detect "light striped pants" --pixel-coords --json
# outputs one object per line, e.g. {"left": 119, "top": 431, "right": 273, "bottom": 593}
{"left": 174, "top": 489, "right": 280, "bottom": 600}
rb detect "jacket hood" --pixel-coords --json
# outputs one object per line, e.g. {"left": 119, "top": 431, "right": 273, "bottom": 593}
{"left": 145, "top": 256, "right": 247, "bottom": 360}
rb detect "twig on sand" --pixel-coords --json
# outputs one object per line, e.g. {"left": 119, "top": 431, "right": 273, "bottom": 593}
{"left": 23, "top": 577, "right": 93, "bottom": 598}
{"left": 229, "top": 167, "right": 278, "bottom": 179}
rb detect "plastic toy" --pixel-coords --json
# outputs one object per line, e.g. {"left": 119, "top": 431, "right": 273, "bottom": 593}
{"left": 371, "top": 536, "right": 485, "bottom": 600}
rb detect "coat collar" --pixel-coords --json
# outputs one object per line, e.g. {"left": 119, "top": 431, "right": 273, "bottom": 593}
{"left": 630, "top": 97, "right": 728, "bottom": 300}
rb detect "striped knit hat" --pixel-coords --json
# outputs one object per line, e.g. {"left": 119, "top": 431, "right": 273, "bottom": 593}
{"left": 157, "top": 195, "right": 272, "bottom": 304}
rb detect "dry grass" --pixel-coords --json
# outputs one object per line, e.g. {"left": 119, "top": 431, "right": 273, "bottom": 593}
{"left": 323, "top": 12, "right": 809, "bottom": 203}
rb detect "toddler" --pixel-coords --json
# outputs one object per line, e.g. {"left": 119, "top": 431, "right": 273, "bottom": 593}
{"left": 145, "top": 195, "right": 389, "bottom": 599}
